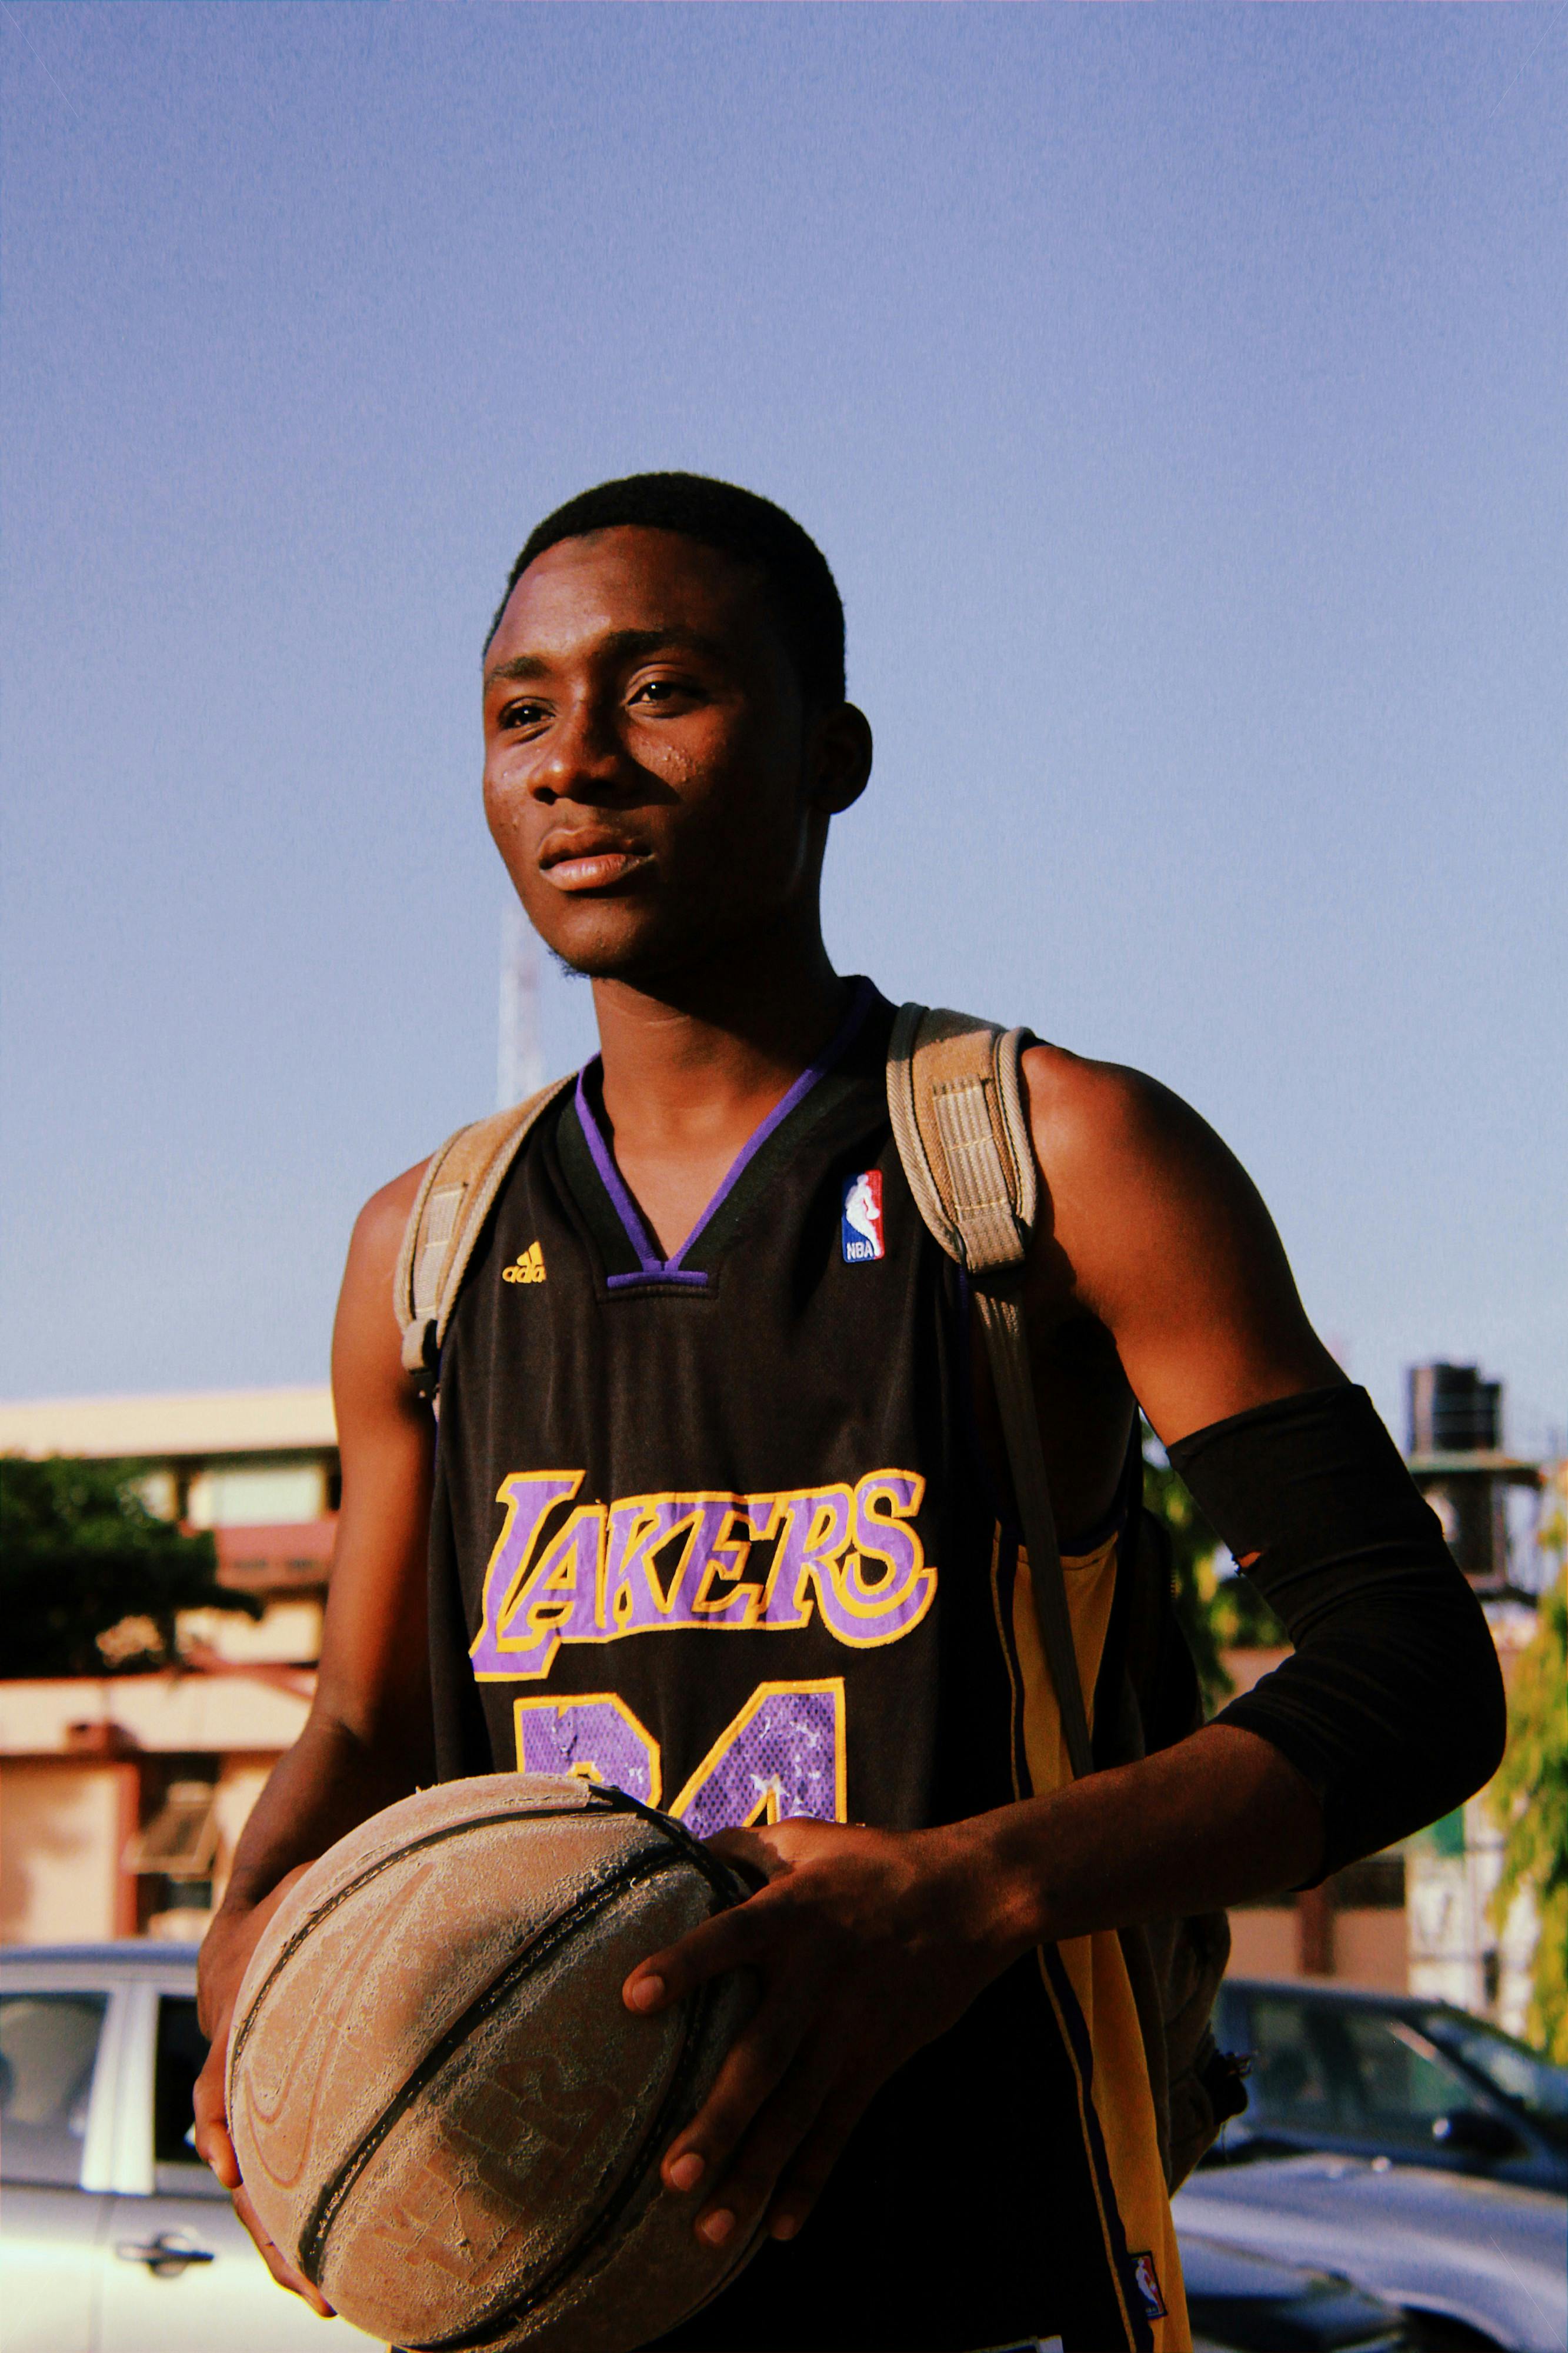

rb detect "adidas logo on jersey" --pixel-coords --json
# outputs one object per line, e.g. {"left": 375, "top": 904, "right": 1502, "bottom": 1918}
{"left": 502, "top": 1242, "right": 546, "bottom": 1285}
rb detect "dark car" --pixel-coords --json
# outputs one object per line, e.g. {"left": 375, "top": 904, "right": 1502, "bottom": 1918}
{"left": 1214, "top": 1979, "right": 1568, "bottom": 2195}
{"left": 1180, "top": 2231, "right": 1409, "bottom": 2352}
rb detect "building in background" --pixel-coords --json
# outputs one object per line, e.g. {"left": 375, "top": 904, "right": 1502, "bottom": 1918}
{"left": 1399, "top": 1364, "right": 1547, "bottom": 2036}
{"left": 1209, "top": 1363, "right": 1549, "bottom": 2015}
{"left": 1406, "top": 1361, "right": 1543, "bottom": 1594}
{"left": 0, "top": 1387, "right": 336, "bottom": 1946}
{"left": 1, "top": 1366, "right": 1556, "bottom": 2036}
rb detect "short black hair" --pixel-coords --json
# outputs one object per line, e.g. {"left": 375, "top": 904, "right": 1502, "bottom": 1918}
{"left": 490, "top": 471, "right": 846, "bottom": 708}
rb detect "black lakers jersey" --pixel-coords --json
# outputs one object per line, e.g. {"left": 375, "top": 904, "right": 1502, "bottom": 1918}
{"left": 427, "top": 982, "right": 1187, "bottom": 2353}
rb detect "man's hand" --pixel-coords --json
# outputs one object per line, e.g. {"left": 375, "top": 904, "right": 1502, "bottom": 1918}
{"left": 194, "top": 1871, "right": 336, "bottom": 2318}
{"left": 621, "top": 1817, "right": 1020, "bottom": 2253}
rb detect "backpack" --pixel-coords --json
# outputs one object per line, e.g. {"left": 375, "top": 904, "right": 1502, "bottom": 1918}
{"left": 395, "top": 1004, "right": 1245, "bottom": 2187}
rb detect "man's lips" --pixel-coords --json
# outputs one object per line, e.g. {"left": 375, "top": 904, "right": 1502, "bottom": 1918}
{"left": 537, "top": 832, "right": 652, "bottom": 893}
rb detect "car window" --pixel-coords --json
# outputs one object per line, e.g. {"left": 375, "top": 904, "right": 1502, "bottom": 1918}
{"left": 1422, "top": 2010, "right": 1568, "bottom": 2138}
{"left": 154, "top": 1994, "right": 219, "bottom": 2195}
{"left": 0, "top": 1991, "right": 107, "bottom": 2187}
{"left": 1245, "top": 1995, "right": 1346, "bottom": 2136}
{"left": 1244, "top": 1996, "right": 1473, "bottom": 2149}
{"left": 1337, "top": 2011, "right": 1465, "bottom": 2135}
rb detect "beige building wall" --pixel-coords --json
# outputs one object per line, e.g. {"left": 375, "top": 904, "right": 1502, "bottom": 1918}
{"left": 0, "top": 1387, "right": 336, "bottom": 1946}
{"left": 1225, "top": 1903, "right": 1407, "bottom": 1991}
{"left": 1226, "top": 1909, "right": 1298, "bottom": 1980}
{"left": 1331, "top": 1908, "right": 1408, "bottom": 1991}
{"left": 0, "top": 1675, "right": 312, "bottom": 1947}
{"left": 1, "top": 1761, "right": 137, "bottom": 1943}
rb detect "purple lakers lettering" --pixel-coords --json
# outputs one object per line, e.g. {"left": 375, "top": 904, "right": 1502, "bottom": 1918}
{"left": 470, "top": 1469, "right": 934, "bottom": 1679}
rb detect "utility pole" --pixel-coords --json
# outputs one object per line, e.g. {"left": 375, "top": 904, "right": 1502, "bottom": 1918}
{"left": 497, "top": 899, "right": 544, "bottom": 1110}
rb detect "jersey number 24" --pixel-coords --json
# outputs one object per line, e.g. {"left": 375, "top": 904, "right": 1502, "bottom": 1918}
{"left": 513, "top": 1678, "right": 846, "bottom": 1839}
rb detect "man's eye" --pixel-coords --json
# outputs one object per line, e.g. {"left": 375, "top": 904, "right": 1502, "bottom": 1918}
{"left": 629, "top": 677, "right": 693, "bottom": 707}
{"left": 499, "top": 699, "right": 548, "bottom": 729}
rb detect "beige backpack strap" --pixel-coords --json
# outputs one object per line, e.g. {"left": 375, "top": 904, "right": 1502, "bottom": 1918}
{"left": 394, "top": 1075, "right": 573, "bottom": 1392}
{"left": 888, "top": 1005, "right": 1093, "bottom": 1780}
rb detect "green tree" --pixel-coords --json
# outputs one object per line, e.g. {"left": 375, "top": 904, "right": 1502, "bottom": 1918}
{"left": 1142, "top": 1447, "right": 1231, "bottom": 1714}
{"left": 0, "top": 1456, "right": 261, "bottom": 1676}
{"left": 1489, "top": 1478, "right": 1568, "bottom": 2059}
{"left": 1142, "top": 1432, "right": 1287, "bottom": 1717}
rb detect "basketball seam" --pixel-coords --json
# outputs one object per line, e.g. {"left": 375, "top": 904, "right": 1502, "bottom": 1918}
{"left": 228, "top": 1799, "right": 643, "bottom": 2086}
{"left": 586, "top": 1779, "right": 748, "bottom": 1905}
{"left": 411, "top": 1964, "right": 730, "bottom": 2352}
{"left": 389, "top": 1792, "right": 753, "bottom": 2349}
{"left": 295, "top": 1842, "right": 693, "bottom": 2287}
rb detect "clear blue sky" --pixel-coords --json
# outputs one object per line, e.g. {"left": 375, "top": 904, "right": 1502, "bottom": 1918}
{"left": 2, "top": 4, "right": 1563, "bottom": 1452}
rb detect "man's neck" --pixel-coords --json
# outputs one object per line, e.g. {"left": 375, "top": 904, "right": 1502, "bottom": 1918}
{"left": 591, "top": 932, "right": 850, "bottom": 1160}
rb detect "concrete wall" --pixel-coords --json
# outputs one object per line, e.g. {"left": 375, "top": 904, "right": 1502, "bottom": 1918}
{"left": 1226, "top": 1905, "right": 1408, "bottom": 1991}
{"left": 0, "top": 1751, "right": 286, "bottom": 1947}
{"left": 1331, "top": 1908, "right": 1408, "bottom": 1991}
{"left": 1226, "top": 1908, "right": 1299, "bottom": 1980}
{"left": 0, "top": 1675, "right": 313, "bottom": 1756}
{"left": 0, "top": 1674, "right": 312, "bottom": 1948}
{"left": 0, "top": 1760, "right": 138, "bottom": 1942}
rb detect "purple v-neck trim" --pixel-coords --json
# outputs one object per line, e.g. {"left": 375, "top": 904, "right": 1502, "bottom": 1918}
{"left": 575, "top": 976, "right": 876, "bottom": 1289}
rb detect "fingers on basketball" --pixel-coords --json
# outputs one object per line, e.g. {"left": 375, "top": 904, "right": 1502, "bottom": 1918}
{"left": 233, "top": 2182, "right": 337, "bottom": 2316}
{"left": 627, "top": 1893, "right": 774, "bottom": 2012}
{"left": 690, "top": 2027, "right": 851, "bottom": 2246}
{"left": 768, "top": 2078, "right": 875, "bottom": 2238}
{"left": 660, "top": 1970, "right": 816, "bottom": 2196}
{"left": 191, "top": 2045, "right": 239, "bottom": 2189}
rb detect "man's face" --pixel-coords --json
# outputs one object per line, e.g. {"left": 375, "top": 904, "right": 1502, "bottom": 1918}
{"left": 483, "top": 526, "right": 856, "bottom": 984}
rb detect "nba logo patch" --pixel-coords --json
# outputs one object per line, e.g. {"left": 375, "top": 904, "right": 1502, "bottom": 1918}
{"left": 841, "top": 1169, "right": 885, "bottom": 1263}
{"left": 1129, "top": 2253, "right": 1167, "bottom": 2321}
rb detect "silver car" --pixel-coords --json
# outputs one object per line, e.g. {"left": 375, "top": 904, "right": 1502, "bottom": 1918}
{"left": 1174, "top": 2150, "right": 1568, "bottom": 2353}
{"left": 0, "top": 1939, "right": 380, "bottom": 2352}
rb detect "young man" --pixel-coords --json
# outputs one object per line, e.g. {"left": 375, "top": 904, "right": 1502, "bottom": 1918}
{"left": 195, "top": 473, "right": 1504, "bottom": 2352}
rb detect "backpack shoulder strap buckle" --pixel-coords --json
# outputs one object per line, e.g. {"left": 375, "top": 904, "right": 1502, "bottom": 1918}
{"left": 886, "top": 1004, "right": 1037, "bottom": 1275}
{"left": 394, "top": 1075, "right": 574, "bottom": 1391}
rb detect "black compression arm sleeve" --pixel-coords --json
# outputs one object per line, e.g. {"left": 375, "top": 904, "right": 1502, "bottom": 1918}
{"left": 1168, "top": 1383, "right": 1506, "bottom": 1879}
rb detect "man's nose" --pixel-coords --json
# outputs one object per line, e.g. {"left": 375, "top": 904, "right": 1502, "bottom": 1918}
{"left": 532, "top": 695, "right": 629, "bottom": 802}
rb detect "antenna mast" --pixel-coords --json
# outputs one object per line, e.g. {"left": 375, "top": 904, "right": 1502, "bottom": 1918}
{"left": 498, "top": 900, "right": 545, "bottom": 1109}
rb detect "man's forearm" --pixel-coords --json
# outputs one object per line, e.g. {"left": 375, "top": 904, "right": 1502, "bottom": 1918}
{"left": 966, "top": 1721, "right": 1321, "bottom": 1962}
{"left": 198, "top": 1711, "right": 421, "bottom": 2026}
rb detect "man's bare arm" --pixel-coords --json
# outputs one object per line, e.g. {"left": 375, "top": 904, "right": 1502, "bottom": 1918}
{"left": 1027, "top": 1043, "right": 1500, "bottom": 1869}
{"left": 1019, "top": 1041, "right": 1344, "bottom": 1445}
{"left": 192, "top": 1161, "right": 433, "bottom": 2305}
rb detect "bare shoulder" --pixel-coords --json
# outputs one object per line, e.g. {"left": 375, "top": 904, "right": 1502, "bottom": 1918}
{"left": 1019, "top": 1041, "right": 1231, "bottom": 1209}
{"left": 345, "top": 1158, "right": 432, "bottom": 1287}
{"left": 332, "top": 1160, "right": 433, "bottom": 1433}
{"left": 1018, "top": 1042, "right": 1337, "bottom": 1438}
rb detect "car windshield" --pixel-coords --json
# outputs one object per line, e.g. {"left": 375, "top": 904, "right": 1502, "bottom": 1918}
{"left": 1420, "top": 2010, "right": 1568, "bottom": 2137}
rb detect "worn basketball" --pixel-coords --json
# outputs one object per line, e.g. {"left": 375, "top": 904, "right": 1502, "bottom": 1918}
{"left": 226, "top": 1774, "right": 759, "bottom": 2353}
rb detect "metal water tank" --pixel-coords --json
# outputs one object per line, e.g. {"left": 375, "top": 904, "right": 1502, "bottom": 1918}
{"left": 1408, "top": 1362, "right": 1501, "bottom": 1456}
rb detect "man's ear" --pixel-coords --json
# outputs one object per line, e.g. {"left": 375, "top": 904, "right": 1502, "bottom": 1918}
{"left": 806, "top": 703, "right": 873, "bottom": 818}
